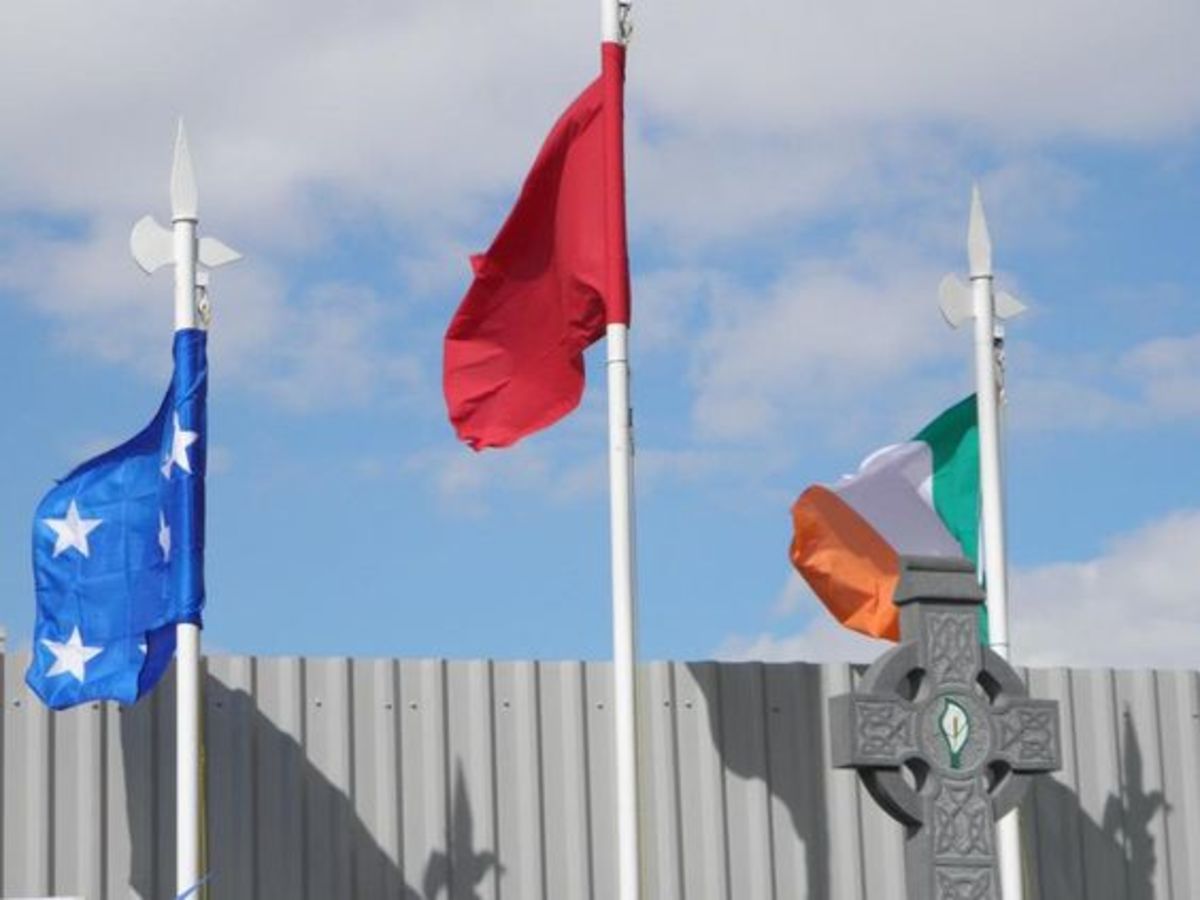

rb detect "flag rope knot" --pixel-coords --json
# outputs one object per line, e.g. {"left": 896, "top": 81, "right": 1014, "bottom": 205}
{"left": 618, "top": 1, "right": 634, "bottom": 42}
{"left": 992, "top": 328, "right": 1008, "bottom": 403}
{"left": 196, "top": 273, "right": 212, "bottom": 327}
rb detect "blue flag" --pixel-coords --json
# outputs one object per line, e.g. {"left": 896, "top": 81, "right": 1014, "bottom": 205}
{"left": 27, "top": 329, "right": 207, "bottom": 710}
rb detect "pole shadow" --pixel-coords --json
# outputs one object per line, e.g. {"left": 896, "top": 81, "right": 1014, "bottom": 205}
{"left": 421, "top": 765, "right": 503, "bottom": 900}
{"left": 1101, "top": 709, "right": 1169, "bottom": 898}
{"left": 1026, "top": 706, "right": 1167, "bottom": 899}
{"left": 685, "top": 661, "right": 830, "bottom": 897}
{"left": 118, "top": 671, "right": 500, "bottom": 899}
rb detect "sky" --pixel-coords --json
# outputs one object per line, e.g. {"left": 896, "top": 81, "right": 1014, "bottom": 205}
{"left": 1, "top": 0, "right": 1198, "bottom": 671}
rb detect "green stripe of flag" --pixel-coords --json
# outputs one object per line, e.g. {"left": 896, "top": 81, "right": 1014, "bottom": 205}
{"left": 913, "top": 394, "right": 980, "bottom": 565}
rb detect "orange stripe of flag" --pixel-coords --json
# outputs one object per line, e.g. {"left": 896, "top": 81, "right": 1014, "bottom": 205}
{"left": 790, "top": 485, "right": 902, "bottom": 641}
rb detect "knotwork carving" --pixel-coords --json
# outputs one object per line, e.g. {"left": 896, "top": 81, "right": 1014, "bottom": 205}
{"left": 926, "top": 611, "right": 977, "bottom": 685}
{"left": 997, "top": 706, "right": 1057, "bottom": 765}
{"left": 856, "top": 701, "right": 912, "bottom": 757}
{"left": 934, "top": 781, "right": 992, "bottom": 857}
{"left": 936, "top": 867, "right": 994, "bottom": 900}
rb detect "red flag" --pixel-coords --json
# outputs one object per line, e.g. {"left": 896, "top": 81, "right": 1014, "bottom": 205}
{"left": 443, "top": 44, "right": 630, "bottom": 450}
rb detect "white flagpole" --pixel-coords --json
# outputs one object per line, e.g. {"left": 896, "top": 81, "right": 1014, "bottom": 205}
{"left": 601, "top": 3, "right": 641, "bottom": 899}
{"left": 939, "top": 184, "right": 1027, "bottom": 900}
{"left": 607, "top": 323, "right": 641, "bottom": 900}
{"left": 171, "top": 123, "right": 204, "bottom": 900}
{"left": 965, "top": 187, "right": 1012, "bottom": 661}
{"left": 131, "top": 120, "right": 240, "bottom": 900}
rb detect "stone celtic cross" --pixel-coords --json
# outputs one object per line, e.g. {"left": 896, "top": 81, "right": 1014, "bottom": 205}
{"left": 829, "top": 556, "right": 1061, "bottom": 900}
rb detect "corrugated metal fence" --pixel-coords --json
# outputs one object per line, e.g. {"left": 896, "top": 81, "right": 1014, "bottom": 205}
{"left": 1, "top": 653, "right": 1198, "bottom": 899}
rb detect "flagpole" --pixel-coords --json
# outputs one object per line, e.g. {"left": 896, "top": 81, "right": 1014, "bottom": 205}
{"left": 131, "top": 121, "right": 240, "bottom": 900}
{"left": 606, "top": 322, "right": 641, "bottom": 900}
{"left": 942, "top": 185, "right": 1025, "bottom": 900}
{"left": 170, "top": 122, "right": 204, "bottom": 900}
{"left": 601, "top": 2, "right": 641, "bottom": 899}
{"left": 964, "top": 188, "right": 1011, "bottom": 663}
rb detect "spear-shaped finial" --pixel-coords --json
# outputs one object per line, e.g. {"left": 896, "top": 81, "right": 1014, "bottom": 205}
{"left": 131, "top": 121, "right": 240, "bottom": 277}
{"left": 938, "top": 184, "right": 1025, "bottom": 328}
{"left": 967, "top": 183, "right": 992, "bottom": 278}
{"left": 171, "top": 119, "right": 199, "bottom": 222}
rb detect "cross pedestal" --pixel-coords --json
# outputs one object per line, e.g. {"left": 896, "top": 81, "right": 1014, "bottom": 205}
{"left": 829, "top": 556, "right": 1060, "bottom": 900}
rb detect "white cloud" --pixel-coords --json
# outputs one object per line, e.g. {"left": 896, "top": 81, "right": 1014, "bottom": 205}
{"left": 628, "top": 267, "right": 719, "bottom": 353}
{"left": 2, "top": 0, "right": 1196, "bottom": 251}
{"left": 0, "top": 218, "right": 171, "bottom": 369}
{"left": 770, "top": 573, "right": 810, "bottom": 620}
{"left": 1012, "top": 330, "right": 1200, "bottom": 431}
{"left": 719, "top": 511, "right": 1200, "bottom": 670}
{"left": 2, "top": 0, "right": 1198, "bottom": 429}
{"left": 0, "top": 2, "right": 597, "bottom": 236}
{"left": 719, "top": 612, "right": 891, "bottom": 666}
{"left": 636, "top": 158, "right": 1090, "bottom": 449}
{"left": 400, "top": 445, "right": 598, "bottom": 518}
{"left": 686, "top": 243, "right": 962, "bottom": 441}
{"left": 0, "top": 219, "right": 424, "bottom": 412}
{"left": 1011, "top": 509, "right": 1200, "bottom": 670}
{"left": 638, "top": 0, "right": 1200, "bottom": 142}
{"left": 243, "top": 281, "right": 426, "bottom": 412}
{"left": 628, "top": 129, "right": 876, "bottom": 249}
{"left": 1119, "top": 333, "right": 1200, "bottom": 419}
{"left": 718, "top": 571, "right": 891, "bottom": 663}
{"left": 390, "top": 440, "right": 781, "bottom": 519}
{"left": 972, "top": 158, "right": 1088, "bottom": 251}
{"left": 637, "top": 448, "right": 774, "bottom": 488}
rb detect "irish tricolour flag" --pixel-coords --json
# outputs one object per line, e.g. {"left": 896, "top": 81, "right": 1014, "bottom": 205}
{"left": 789, "top": 396, "right": 979, "bottom": 641}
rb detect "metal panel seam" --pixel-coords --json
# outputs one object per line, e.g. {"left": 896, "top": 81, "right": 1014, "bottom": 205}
{"left": 756, "top": 663, "right": 779, "bottom": 900}
{"left": 485, "top": 659, "right": 500, "bottom": 900}
{"left": 714, "top": 664, "right": 733, "bottom": 900}
{"left": 391, "top": 659, "right": 406, "bottom": 881}
{"left": 580, "top": 661, "right": 597, "bottom": 900}
{"left": 668, "top": 663, "right": 686, "bottom": 900}
{"left": 534, "top": 662, "right": 551, "bottom": 900}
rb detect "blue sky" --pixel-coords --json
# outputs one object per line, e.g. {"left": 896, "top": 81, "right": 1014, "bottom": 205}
{"left": 1, "top": 1, "right": 1198, "bottom": 669}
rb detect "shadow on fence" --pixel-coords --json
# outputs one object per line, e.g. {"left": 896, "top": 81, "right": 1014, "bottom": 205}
{"left": 120, "top": 672, "right": 499, "bottom": 900}
{"left": 1027, "top": 707, "right": 1167, "bottom": 899}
